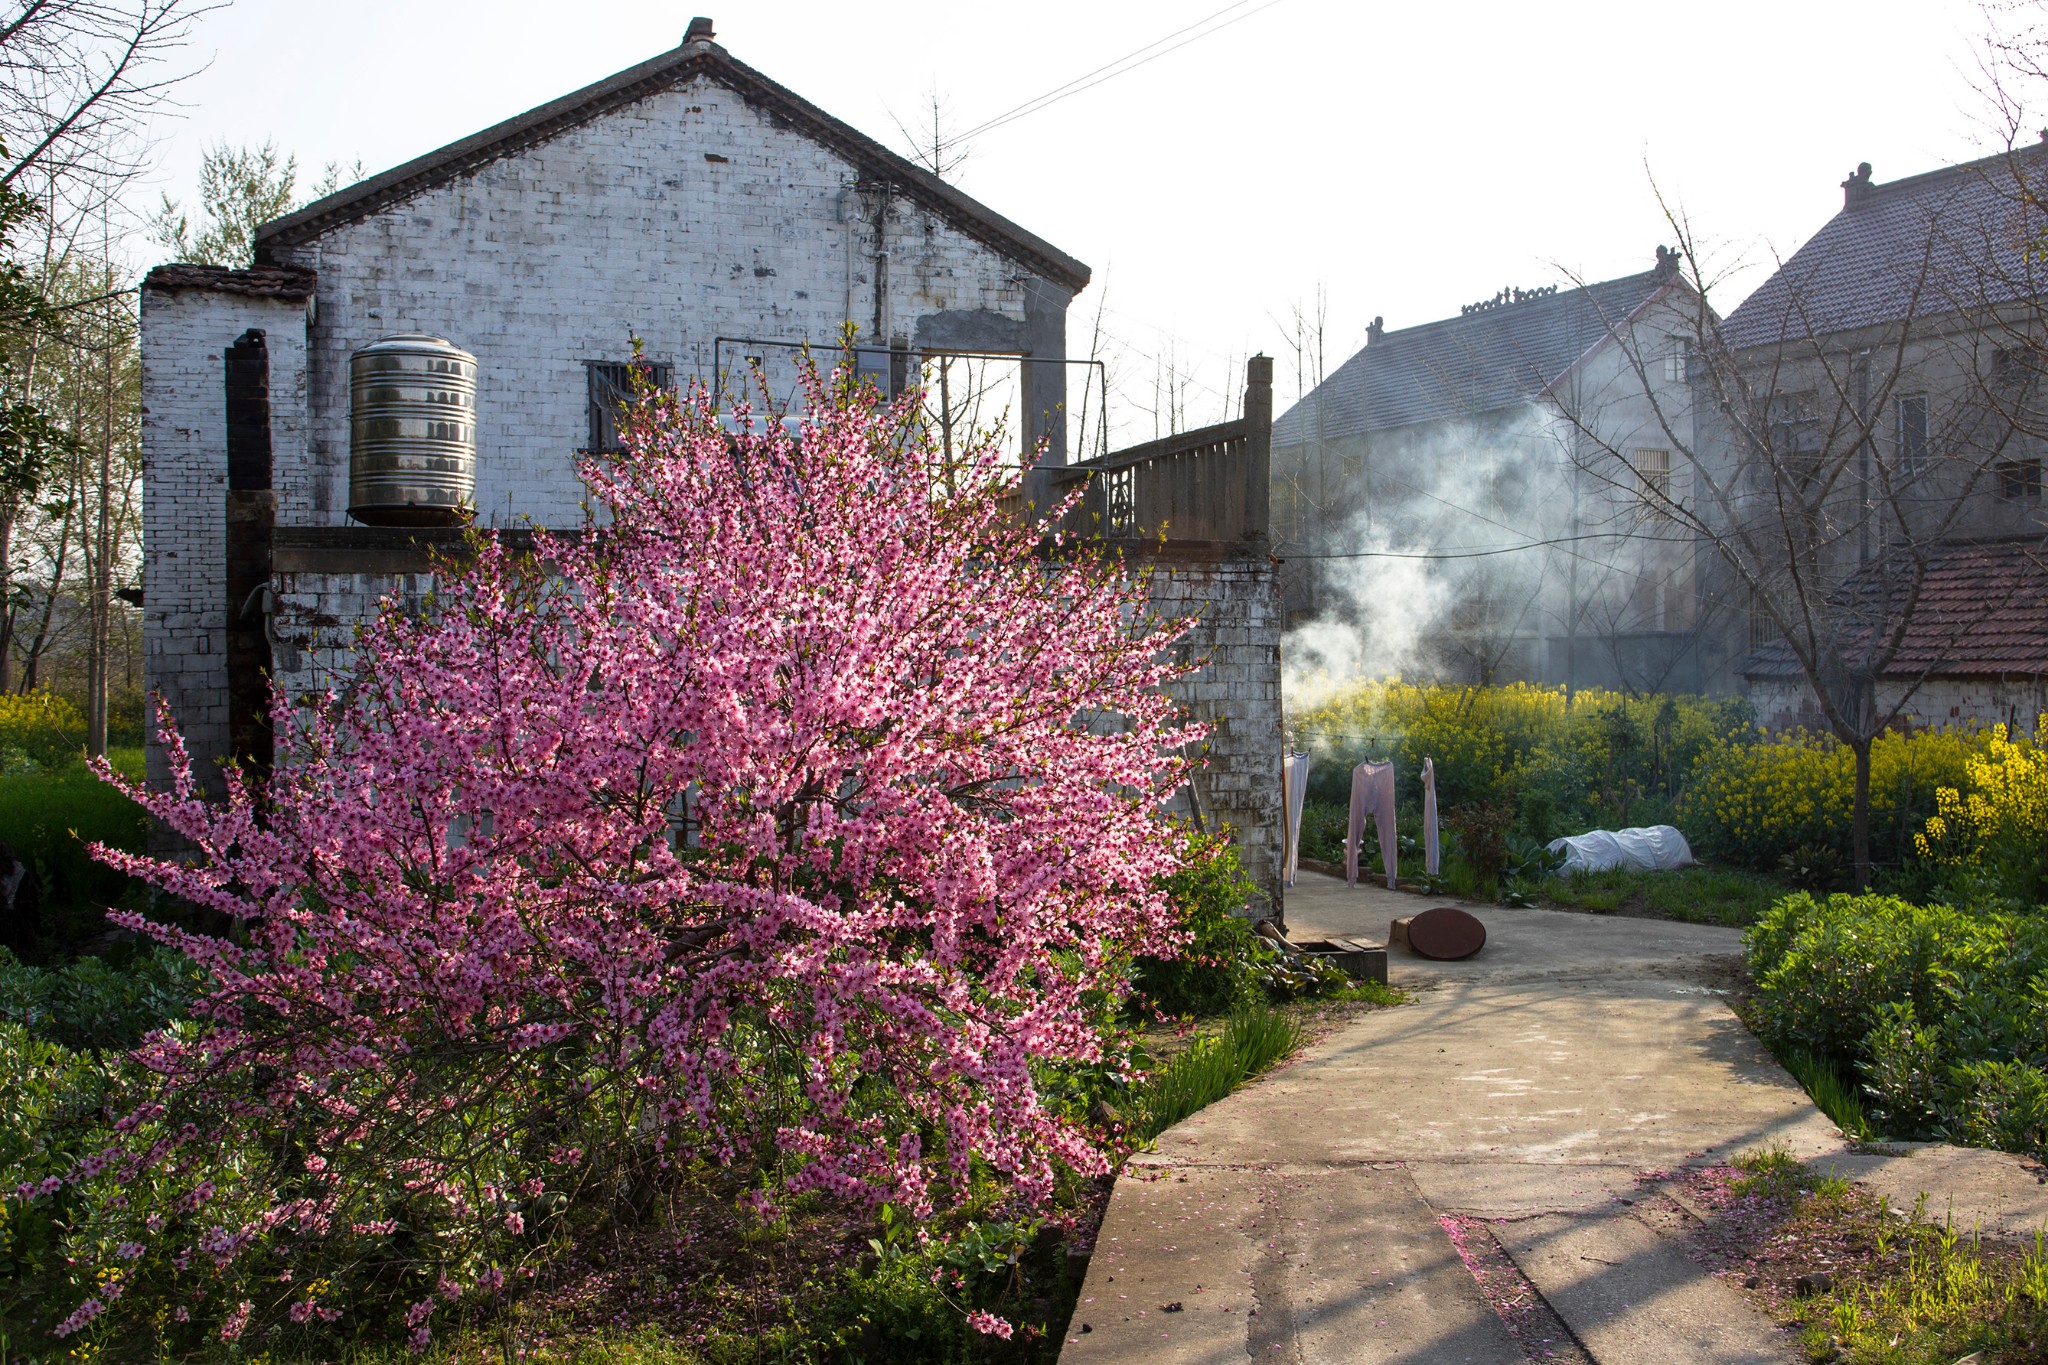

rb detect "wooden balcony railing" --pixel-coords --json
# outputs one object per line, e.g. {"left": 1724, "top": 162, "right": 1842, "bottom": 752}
{"left": 1004, "top": 355, "right": 1272, "bottom": 548}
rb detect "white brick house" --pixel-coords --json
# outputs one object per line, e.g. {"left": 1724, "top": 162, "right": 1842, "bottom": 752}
{"left": 140, "top": 18, "right": 1090, "bottom": 795}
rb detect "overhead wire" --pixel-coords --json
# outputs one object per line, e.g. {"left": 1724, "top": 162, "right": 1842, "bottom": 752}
{"left": 954, "top": 0, "right": 1288, "bottom": 142}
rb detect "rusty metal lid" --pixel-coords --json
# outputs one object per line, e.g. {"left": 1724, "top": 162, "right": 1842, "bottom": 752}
{"left": 1401, "top": 907, "right": 1487, "bottom": 961}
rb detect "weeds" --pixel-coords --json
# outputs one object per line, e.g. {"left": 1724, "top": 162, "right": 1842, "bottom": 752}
{"left": 1130, "top": 1004, "right": 1304, "bottom": 1139}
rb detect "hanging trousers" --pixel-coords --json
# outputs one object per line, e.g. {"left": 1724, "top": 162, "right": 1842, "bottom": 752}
{"left": 1346, "top": 760, "right": 1398, "bottom": 890}
{"left": 1281, "top": 752, "right": 1311, "bottom": 888}
{"left": 1422, "top": 756, "right": 1441, "bottom": 876}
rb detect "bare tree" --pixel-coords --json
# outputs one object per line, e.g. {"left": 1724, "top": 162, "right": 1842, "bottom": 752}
{"left": 0, "top": 0, "right": 218, "bottom": 203}
{"left": 1555, "top": 177, "right": 2048, "bottom": 887}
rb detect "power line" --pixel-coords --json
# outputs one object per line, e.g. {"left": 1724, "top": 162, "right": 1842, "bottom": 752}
{"left": 1283, "top": 530, "right": 1697, "bottom": 562}
{"left": 955, "top": 0, "right": 1288, "bottom": 143}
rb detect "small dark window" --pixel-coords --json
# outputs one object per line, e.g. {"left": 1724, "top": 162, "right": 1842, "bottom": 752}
{"left": 1895, "top": 393, "right": 1928, "bottom": 475}
{"left": 1997, "top": 458, "right": 2043, "bottom": 501}
{"left": 586, "top": 360, "right": 673, "bottom": 453}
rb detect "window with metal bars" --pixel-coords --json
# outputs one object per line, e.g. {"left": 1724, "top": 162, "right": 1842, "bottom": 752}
{"left": 1634, "top": 447, "right": 1672, "bottom": 513}
{"left": 585, "top": 360, "right": 673, "bottom": 453}
{"left": 1748, "top": 589, "right": 1778, "bottom": 649}
{"left": 1102, "top": 467, "right": 1136, "bottom": 535}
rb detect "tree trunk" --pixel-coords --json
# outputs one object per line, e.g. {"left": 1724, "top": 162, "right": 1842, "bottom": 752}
{"left": 1850, "top": 734, "right": 1874, "bottom": 891}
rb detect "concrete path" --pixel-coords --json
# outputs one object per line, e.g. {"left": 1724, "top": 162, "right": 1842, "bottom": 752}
{"left": 1063, "top": 874, "right": 1839, "bottom": 1363}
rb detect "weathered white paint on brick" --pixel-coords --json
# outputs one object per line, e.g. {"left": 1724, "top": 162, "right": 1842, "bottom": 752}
{"left": 139, "top": 286, "right": 310, "bottom": 793}
{"left": 1749, "top": 677, "right": 2046, "bottom": 735}
{"left": 1150, "top": 558, "right": 1284, "bottom": 911}
{"left": 268, "top": 73, "right": 1065, "bottom": 529}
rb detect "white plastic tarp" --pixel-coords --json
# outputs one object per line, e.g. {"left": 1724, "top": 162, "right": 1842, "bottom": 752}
{"left": 1545, "top": 825, "right": 1695, "bottom": 876}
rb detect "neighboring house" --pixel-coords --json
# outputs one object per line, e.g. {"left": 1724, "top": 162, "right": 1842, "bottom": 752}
{"left": 1718, "top": 148, "right": 2048, "bottom": 731}
{"left": 1272, "top": 249, "right": 1724, "bottom": 693}
{"left": 1741, "top": 537, "right": 2047, "bottom": 733}
{"left": 138, "top": 19, "right": 1287, "bottom": 904}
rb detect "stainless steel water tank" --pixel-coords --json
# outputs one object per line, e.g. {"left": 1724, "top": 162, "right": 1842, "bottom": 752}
{"left": 348, "top": 334, "right": 477, "bottom": 526}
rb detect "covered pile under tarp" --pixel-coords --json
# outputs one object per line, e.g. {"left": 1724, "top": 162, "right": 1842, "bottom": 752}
{"left": 1545, "top": 825, "right": 1695, "bottom": 876}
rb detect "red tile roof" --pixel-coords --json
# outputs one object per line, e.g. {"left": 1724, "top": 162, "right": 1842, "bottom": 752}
{"left": 1741, "top": 536, "right": 2048, "bottom": 680}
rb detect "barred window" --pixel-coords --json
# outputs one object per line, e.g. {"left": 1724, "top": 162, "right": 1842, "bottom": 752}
{"left": 1634, "top": 448, "right": 1672, "bottom": 512}
{"left": 1102, "top": 466, "right": 1136, "bottom": 535}
{"left": 586, "top": 360, "right": 673, "bottom": 453}
{"left": 1748, "top": 589, "right": 1778, "bottom": 649}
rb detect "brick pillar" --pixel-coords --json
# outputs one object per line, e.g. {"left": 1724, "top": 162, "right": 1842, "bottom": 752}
{"left": 1243, "top": 354, "right": 1273, "bottom": 543}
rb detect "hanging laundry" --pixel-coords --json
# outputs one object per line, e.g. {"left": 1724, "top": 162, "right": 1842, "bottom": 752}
{"left": 1346, "top": 759, "right": 1398, "bottom": 890}
{"left": 1422, "top": 756, "right": 1441, "bottom": 876}
{"left": 1280, "top": 752, "right": 1311, "bottom": 888}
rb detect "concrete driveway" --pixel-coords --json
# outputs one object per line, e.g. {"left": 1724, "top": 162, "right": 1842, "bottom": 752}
{"left": 1060, "top": 873, "right": 1840, "bottom": 1363}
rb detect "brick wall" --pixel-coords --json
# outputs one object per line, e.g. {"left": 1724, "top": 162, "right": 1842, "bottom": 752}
{"left": 1748, "top": 677, "right": 2046, "bottom": 734}
{"left": 139, "top": 287, "right": 310, "bottom": 795}
{"left": 265, "top": 546, "right": 1285, "bottom": 917}
{"left": 271, "top": 73, "right": 1068, "bottom": 529}
{"left": 1148, "top": 555, "right": 1284, "bottom": 914}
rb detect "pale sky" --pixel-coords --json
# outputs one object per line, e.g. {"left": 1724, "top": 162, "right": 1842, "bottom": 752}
{"left": 141, "top": 0, "right": 2007, "bottom": 444}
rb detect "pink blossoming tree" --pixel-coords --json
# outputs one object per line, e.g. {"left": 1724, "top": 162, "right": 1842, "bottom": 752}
{"left": 50, "top": 366, "right": 1202, "bottom": 1346}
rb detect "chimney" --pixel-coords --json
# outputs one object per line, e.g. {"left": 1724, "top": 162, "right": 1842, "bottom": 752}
{"left": 683, "top": 15, "right": 716, "bottom": 46}
{"left": 1841, "top": 161, "right": 1874, "bottom": 209}
{"left": 1653, "top": 244, "right": 1679, "bottom": 280}
{"left": 1366, "top": 315, "right": 1385, "bottom": 345}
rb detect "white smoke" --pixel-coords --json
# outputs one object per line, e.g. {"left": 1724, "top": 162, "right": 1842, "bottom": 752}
{"left": 1279, "top": 404, "right": 1587, "bottom": 712}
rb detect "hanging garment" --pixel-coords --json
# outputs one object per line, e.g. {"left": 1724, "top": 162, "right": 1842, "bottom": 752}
{"left": 1280, "top": 752, "right": 1311, "bottom": 888}
{"left": 1346, "top": 759, "right": 1398, "bottom": 890}
{"left": 1422, "top": 756, "right": 1441, "bottom": 876}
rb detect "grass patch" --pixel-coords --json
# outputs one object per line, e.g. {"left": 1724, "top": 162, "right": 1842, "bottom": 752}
{"left": 0, "top": 751, "right": 151, "bottom": 952}
{"left": 1536, "top": 864, "right": 1789, "bottom": 927}
{"left": 1131, "top": 1003, "right": 1305, "bottom": 1139}
{"left": 1708, "top": 1149, "right": 2048, "bottom": 1364}
{"left": 1776, "top": 1048, "right": 1875, "bottom": 1142}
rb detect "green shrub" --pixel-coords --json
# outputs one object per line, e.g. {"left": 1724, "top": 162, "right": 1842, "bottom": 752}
{"left": 0, "top": 947, "right": 198, "bottom": 1052}
{"left": 1137, "top": 834, "right": 1266, "bottom": 1016}
{"left": 0, "top": 1022, "right": 129, "bottom": 1339}
{"left": 1746, "top": 892, "right": 2048, "bottom": 1155}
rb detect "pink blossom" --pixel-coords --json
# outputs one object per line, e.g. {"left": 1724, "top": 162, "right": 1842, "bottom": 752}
{"left": 74, "top": 361, "right": 1203, "bottom": 1339}
{"left": 966, "top": 1309, "right": 1014, "bottom": 1338}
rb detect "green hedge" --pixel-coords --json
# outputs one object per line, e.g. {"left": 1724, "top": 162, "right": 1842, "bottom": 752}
{"left": 1746, "top": 893, "right": 2048, "bottom": 1156}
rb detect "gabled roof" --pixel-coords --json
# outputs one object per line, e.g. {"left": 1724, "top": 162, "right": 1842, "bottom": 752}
{"left": 251, "top": 26, "right": 1089, "bottom": 293}
{"left": 1271, "top": 263, "right": 1679, "bottom": 446}
{"left": 1720, "top": 145, "right": 2048, "bottom": 351}
{"left": 1740, "top": 536, "right": 2048, "bottom": 681}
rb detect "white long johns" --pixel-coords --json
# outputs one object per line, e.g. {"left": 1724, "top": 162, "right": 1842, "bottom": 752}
{"left": 1346, "top": 760, "right": 1398, "bottom": 890}
{"left": 1281, "top": 752, "right": 1311, "bottom": 888}
{"left": 1422, "top": 756, "right": 1441, "bottom": 876}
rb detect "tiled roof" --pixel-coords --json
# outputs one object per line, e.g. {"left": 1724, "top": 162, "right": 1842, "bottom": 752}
{"left": 1740, "top": 536, "right": 2048, "bottom": 680}
{"left": 250, "top": 30, "right": 1089, "bottom": 293}
{"left": 1271, "top": 267, "right": 1677, "bottom": 445}
{"left": 1720, "top": 147, "right": 2048, "bottom": 351}
{"left": 141, "top": 263, "right": 317, "bottom": 299}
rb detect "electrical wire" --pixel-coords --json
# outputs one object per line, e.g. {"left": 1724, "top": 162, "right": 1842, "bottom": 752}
{"left": 1283, "top": 530, "right": 1697, "bottom": 562}
{"left": 955, "top": 0, "right": 1288, "bottom": 143}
